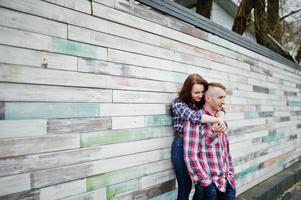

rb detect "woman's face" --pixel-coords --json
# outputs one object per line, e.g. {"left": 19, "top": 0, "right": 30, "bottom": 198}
{"left": 191, "top": 83, "right": 205, "bottom": 102}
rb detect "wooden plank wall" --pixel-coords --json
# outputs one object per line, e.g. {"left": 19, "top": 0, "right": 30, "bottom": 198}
{"left": 0, "top": 0, "right": 300, "bottom": 199}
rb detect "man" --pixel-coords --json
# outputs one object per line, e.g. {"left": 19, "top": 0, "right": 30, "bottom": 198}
{"left": 183, "top": 82, "right": 236, "bottom": 200}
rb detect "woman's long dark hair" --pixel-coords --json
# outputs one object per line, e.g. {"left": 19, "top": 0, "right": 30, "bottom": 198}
{"left": 177, "top": 73, "right": 208, "bottom": 109}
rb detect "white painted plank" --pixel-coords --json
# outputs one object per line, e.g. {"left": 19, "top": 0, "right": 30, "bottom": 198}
{"left": 141, "top": 169, "right": 175, "bottom": 189}
{"left": 112, "top": 116, "right": 144, "bottom": 129}
{"left": 0, "top": 7, "right": 67, "bottom": 38}
{"left": 44, "top": 0, "right": 91, "bottom": 14}
{"left": 68, "top": 25, "right": 174, "bottom": 61}
{"left": 0, "top": 173, "right": 31, "bottom": 196}
{"left": 78, "top": 58, "right": 187, "bottom": 83}
{"left": 0, "top": 119, "right": 47, "bottom": 139}
{"left": 0, "top": 83, "right": 112, "bottom": 102}
{"left": 0, "top": 45, "right": 77, "bottom": 71}
{"left": 99, "top": 104, "right": 167, "bottom": 116}
{"left": 0, "top": 64, "right": 178, "bottom": 93}
{"left": 92, "top": 2, "right": 162, "bottom": 35}
{"left": 93, "top": 0, "right": 114, "bottom": 7}
{"left": 32, "top": 150, "right": 162, "bottom": 188}
{"left": 64, "top": 188, "right": 107, "bottom": 200}
{"left": 113, "top": 90, "right": 175, "bottom": 103}
{"left": 0, "top": 26, "right": 107, "bottom": 60}
{"left": 0, "top": 134, "right": 80, "bottom": 158}
{"left": 40, "top": 179, "right": 86, "bottom": 200}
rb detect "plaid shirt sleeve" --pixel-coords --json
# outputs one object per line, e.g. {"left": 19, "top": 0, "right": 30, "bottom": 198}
{"left": 183, "top": 121, "right": 208, "bottom": 182}
{"left": 171, "top": 100, "right": 202, "bottom": 124}
{"left": 227, "top": 138, "right": 235, "bottom": 176}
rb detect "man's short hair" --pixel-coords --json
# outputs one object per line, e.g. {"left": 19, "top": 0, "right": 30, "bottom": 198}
{"left": 208, "top": 82, "right": 226, "bottom": 91}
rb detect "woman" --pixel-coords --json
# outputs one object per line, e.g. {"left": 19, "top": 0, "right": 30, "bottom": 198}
{"left": 171, "top": 74, "right": 226, "bottom": 200}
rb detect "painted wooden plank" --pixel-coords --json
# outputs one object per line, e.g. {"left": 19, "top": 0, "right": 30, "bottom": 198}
{"left": 107, "top": 178, "right": 141, "bottom": 200}
{"left": 0, "top": 147, "right": 102, "bottom": 177}
{"left": 113, "top": 90, "right": 175, "bottom": 103}
{"left": 144, "top": 115, "right": 173, "bottom": 127}
{"left": 141, "top": 169, "right": 175, "bottom": 189}
{"left": 0, "top": 189, "right": 39, "bottom": 200}
{"left": 0, "top": 119, "right": 47, "bottom": 139}
{"left": 92, "top": 2, "right": 162, "bottom": 35}
{"left": 0, "top": 7, "right": 67, "bottom": 38}
{"left": 0, "top": 141, "right": 171, "bottom": 177}
{"left": 108, "top": 49, "right": 231, "bottom": 82}
{"left": 68, "top": 25, "right": 174, "bottom": 61}
{"left": 0, "top": 102, "right": 4, "bottom": 120}
{"left": 0, "top": 64, "right": 178, "bottom": 93}
{"left": 39, "top": 179, "right": 86, "bottom": 200}
{"left": 0, "top": 45, "right": 77, "bottom": 71}
{"left": 99, "top": 103, "right": 167, "bottom": 117}
{"left": 4, "top": 102, "right": 100, "bottom": 120}
{"left": 0, "top": 134, "right": 79, "bottom": 158}
{"left": 0, "top": 83, "right": 112, "bottom": 102}
{"left": 86, "top": 159, "right": 172, "bottom": 191}
{"left": 80, "top": 126, "right": 173, "bottom": 147}
{"left": 78, "top": 58, "right": 187, "bottom": 83}
{"left": 112, "top": 116, "right": 144, "bottom": 129}
{"left": 0, "top": 173, "right": 30, "bottom": 196}
{"left": 112, "top": 179, "right": 176, "bottom": 200}
{"left": 0, "top": 26, "right": 107, "bottom": 60}
{"left": 93, "top": 0, "right": 114, "bottom": 7}
{"left": 64, "top": 188, "right": 106, "bottom": 200}
{"left": 32, "top": 150, "right": 162, "bottom": 188}
{"left": 48, "top": 117, "right": 112, "bottom": 135}
{"left": 44, "top": 0, "right": 91, "bottom": 14}
{"left": 149, "top": 189, "right": 177, "bottom": 200}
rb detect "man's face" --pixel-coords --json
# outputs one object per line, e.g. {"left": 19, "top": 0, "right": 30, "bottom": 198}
{"left": 206, "top": 87, "right": 225, "bottom": 111}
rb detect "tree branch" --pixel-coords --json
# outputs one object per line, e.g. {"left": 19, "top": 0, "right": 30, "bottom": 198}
{"left": 280, "top": 8, "right": 301, "bottom": 20}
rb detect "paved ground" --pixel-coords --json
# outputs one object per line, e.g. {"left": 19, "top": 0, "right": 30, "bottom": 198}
{"left": 276, "top": 180, "right": 301, "bottom": 200}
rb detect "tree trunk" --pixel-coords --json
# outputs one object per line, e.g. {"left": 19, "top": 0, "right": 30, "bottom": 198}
{"left": 267, "top": 0, "right": 280, "bottom": 41}
{"left": 296, "top": 44, "right": 301, "bottom": 63}
{"left": 196, "top": 0, "right": 213, "bottom": 19}
{"left": 232, "top": 0, "right": 256, "bottom": 34}
{"left": 254, "top": 0, "right": 268, "bottom": 46}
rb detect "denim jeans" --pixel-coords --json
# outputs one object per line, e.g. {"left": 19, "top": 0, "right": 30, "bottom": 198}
{"left": 195, "top": 180, "right": 236, "bottom": 200}
{"left": 171, "top": 135, "right": 197, "bottom": 200}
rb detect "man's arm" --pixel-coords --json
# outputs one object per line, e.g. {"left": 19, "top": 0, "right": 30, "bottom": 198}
{"left": 183, "top": 121, "right": 208, "bottom": 182}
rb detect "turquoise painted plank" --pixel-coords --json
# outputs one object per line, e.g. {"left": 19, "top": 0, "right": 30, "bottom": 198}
{"left": 288, "top": 101, "right": 301, "bottom": 107}
{"left": 149, "top": 189, "right": 177, "bottom": 200}
{"left": 5, "top": 102, "right": 99, "bottom": 120}
{"left": 244, "top": 112, "right": 259, "bottom": 119}
{"left": 268, "top": 89, "right": 276, "bottom": 95}
{"left": 144, "top": 115, "right": 172, "bottom": 127}
{"left": 51, "top": 37, "right": 107, "bottom": 59}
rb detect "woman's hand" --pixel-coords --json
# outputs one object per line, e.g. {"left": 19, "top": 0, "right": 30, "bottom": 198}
{"left": 212, "top": 120, "right": 226, "bottom": 133}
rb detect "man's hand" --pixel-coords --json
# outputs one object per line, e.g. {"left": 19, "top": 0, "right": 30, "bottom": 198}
{"left": 212, "top": 120, "right": 226, "bottom": 133}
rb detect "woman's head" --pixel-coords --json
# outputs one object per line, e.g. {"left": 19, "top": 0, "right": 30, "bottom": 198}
{"left": 178, "top": 74, "right": 208, "bottom": 107}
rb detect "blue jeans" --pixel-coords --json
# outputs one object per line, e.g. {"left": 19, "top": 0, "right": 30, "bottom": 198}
{"left": 195, "top": 181, "right": 236, "bottom": 200}
{"left": 171, "top": 135, "right": 197, "bottom": 200}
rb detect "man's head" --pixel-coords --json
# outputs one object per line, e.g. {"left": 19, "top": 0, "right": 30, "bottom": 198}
{"left": 204, "top": 82, "right": 226, "bottom": 113}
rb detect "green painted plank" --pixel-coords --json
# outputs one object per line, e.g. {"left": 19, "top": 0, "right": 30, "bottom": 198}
{"left": 51, "top": 37, "right": 107, "bottom": 59}
{"left": 144, "top": 115, "right": 172, "bottom": 127}
{"left": 5, "top": 102, "right": 99, "bottom": 120}
{"left": 80, "top": 126, "right": 173, "bottom": 147}
{"left": 86, "top": 159, "right": 172, "bottom": 192}
{"left": 106, "top": 178, "right": 140, "bottom": 200}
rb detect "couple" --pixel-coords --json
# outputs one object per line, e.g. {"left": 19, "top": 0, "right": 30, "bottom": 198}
{"left": 171, "top": 74, "right": 236, "bottom": 200}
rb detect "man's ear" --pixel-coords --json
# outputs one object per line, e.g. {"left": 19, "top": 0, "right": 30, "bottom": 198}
{"left": 205, "top": 94, "right": 210, "bottom": 102}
